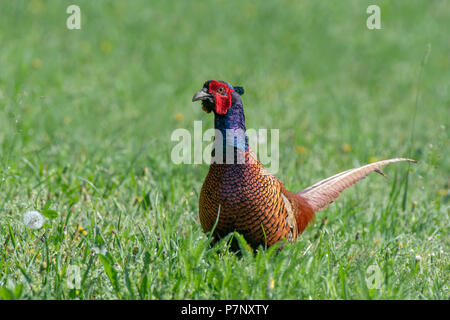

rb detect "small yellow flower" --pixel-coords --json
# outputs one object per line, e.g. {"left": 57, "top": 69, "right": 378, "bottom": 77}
{"left": 136, "top": 196, "right": 143, "bottom": 203}
{"left": 438, "top": 189, "right": 447, "bottom": 196}
{"left": 64, "top": 116, "right": 71, "bottom": 125}
{"left": 76, "top": 290, "right": 80, "bottom": 295}
{"left": 295, "top": 146, "right": 307, "bottom": 155}
{"left": 100, "top": 41, "right": 113, "bottom": 54}
{"left": 173, "top": 112, "right": 184, "bottom": 122}
{"left": 28, "top": 0, "right": 44, "bottom": 14}
{"left": 341, "top": 144, "right": 352, "bottom": 153}
{"left": 244, "top": 3, "right": 257, "bottom": 18}
{"left": 399, "top": 242, "right": 404, "bottom": 248}
{"left": 369, "top": 156, "right": 378, "bottom": 163}
{"left": 32, "top": 58, "right": 42, "bottom": 69}
{"left": 268, "top": 278, "right": 275, "bottom": 290}
{"left": 78, "top": 225, "right": 87, "bottom": 235}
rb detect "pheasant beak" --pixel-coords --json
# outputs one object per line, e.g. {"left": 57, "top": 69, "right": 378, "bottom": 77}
{"left": 192, "top": 88, "right": 213, "bottom": 102}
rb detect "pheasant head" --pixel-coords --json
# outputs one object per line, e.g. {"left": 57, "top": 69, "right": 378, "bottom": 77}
{"left": 193, "top": 80, "right": 248, "bottom": 152}
{"left": 192, "top": 80, "right": 245, "bottom": 115}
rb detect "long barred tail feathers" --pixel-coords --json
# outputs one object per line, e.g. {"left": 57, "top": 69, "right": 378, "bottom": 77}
{"left": 298, "top": 158, "right": 416, "bottom": 212}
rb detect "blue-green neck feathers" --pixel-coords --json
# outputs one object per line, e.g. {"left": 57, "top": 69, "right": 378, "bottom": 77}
{"left": 214, "top": 93, "right": 249, "bottom": 152}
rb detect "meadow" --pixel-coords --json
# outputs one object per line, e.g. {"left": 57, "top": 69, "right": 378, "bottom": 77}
{"left": 0, "top": 0, "right": 448, "bottom": 299}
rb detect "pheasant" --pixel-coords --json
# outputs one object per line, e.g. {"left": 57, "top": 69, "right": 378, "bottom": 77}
{"left": 192, "top": 80, "right": 415, "bottom": 249}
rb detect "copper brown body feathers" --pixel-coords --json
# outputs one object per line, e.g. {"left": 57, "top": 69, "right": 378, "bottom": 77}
{"left": 199, "top": 151, "right": 314, "bottom": 248}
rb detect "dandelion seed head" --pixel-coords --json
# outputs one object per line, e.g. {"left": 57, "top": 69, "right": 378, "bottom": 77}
{"left": 23, "top": 210, "right": 45, "bottom": 229}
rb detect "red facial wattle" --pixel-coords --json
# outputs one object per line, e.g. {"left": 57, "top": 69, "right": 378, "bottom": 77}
{"left": 208, "top": 80, "right": 234, "bottom": 115}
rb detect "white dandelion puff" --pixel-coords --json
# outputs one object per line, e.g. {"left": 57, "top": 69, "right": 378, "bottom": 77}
{"left": 23, "top": 210, "right": 45, "bottom": 229}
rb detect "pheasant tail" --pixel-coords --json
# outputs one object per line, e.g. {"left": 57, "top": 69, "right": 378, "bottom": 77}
{"left": 298, "top": 158, "right": 417, "bottom": 212}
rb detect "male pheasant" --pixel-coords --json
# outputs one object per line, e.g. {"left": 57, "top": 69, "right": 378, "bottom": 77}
{"left": 192, "top": 80, "right": 415, "bottom": 249}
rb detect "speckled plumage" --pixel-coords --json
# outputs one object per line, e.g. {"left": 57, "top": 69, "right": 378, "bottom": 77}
{"left": 199, "top": 151, "right": 314, "bottom": 248}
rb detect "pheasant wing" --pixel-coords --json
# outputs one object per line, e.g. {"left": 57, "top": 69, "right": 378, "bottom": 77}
{"left": 298, "top": 158, "right": 416, "bottom": 212}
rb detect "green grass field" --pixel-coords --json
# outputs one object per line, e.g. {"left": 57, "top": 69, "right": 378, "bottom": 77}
{"left": 0, "top": 0, "right": 448, "bottom": 299}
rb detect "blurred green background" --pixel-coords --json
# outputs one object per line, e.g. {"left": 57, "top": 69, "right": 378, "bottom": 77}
{"left": 1, "top": 0, "right": 448, "bottom": 169}
{"left": 0, "top": 0, "right": 448, "bottom": 299}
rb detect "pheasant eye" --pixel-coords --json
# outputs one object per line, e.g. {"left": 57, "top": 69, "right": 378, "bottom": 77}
{"left": 218, "top": 87, "right": 225, "bottom": 94}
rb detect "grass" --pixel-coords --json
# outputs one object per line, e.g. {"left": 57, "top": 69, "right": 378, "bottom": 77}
{"left": 0, "top": 0, "right": 449, "bottom": 299}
